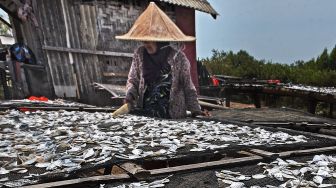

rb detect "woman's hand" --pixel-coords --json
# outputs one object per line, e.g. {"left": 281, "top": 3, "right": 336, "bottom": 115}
{"left": 112, "top": 103, "right": 130, "bottom": 117}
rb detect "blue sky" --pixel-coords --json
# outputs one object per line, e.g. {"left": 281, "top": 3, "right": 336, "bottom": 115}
{"left": 196, "top": 0, "right": 336, "bottom": 64}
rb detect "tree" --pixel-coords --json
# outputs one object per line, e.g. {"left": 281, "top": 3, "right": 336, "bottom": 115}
{"left": 201, "top": 45, "right": 336, "bottom": 87}
{"left": 316, "top": 48, "right": 329, "bottom": 69}
{"left": 329, "top": 46, "right": 336, "bottom": 70}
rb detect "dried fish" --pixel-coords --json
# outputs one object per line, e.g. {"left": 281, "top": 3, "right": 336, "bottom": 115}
{"left": 22, "top": 157, "right": 37, "bottom": 165}
{"left": 46, "top": 160, "right": 62, "bottom": 171}
{"left": 252, "top": 174, "right": 266, "bottom": 179}
{"left": 83, "top": 148, "right": 95, "bottom": 159}
{"left": 273, "top": 172, "right": 284, "bottom": 181}
{"left": 229, "top": 182, "right": 245, "bottom": 188}
{"left": 0, "top": 177, "right": 9, "bottom": 182}
{"left": 0, "top": 167, "right": 9, "bottom": 175}
{"left": 236, "top": 175, "right": 251, "bottom": 181}
{"left": 132, "top": 149, "right": 142, "bottom": 155}
{"left": 318, "top": 184, "right": 336, "bottom": 188}
{"left": 0, "top": 108, "right": 310, "bottom": 186}
{"left": 35, "top": 162, "right": 51, "bottom": 168}
{"left": 313, "top": 175, "right": 323, "bottom": 185}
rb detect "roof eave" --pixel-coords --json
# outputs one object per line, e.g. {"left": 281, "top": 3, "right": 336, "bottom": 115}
{"left": 156, "top": 0, "right": 219, "bottom": 19}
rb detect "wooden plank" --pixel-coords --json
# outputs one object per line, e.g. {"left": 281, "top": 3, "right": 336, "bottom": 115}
{"left": 277, "top": 127, "right": 336, "bottom": 141}
{"left": 42, "top": 45, "right": 133, "bottom": 58}
{"left": 93, "top": 82, "right": 120, "bottom": 97}
{"left": 103, "top": 72, "right": 129, "bottom": 77}
{"left": 118, "top": 162, "right": 150, "bottom": 180}
{"left": 252, "top": 122, "right": 294, "bottom": 127}
{"left": 237, "top": 151, "right": 256, "bottom": 156}
{"left": 198, "top": 100, "right": 227, "bottom": 110}
{"left": 319, "top": 128, "right": 336, "bottom": 137}
{"left": 22, "top": 174, "right": 130, "bottom": 188}
{"left": 249, "top": 149, "right": 279, "bottom": 159}
{"left": 279, "top": 146, "right": 336, "bottom": 158}
{"left": 150, "top": 156, "right": 263, "bottom": 175}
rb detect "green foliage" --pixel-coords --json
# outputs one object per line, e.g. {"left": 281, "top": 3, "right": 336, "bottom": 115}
{"left": 201, "top": 46, "right": 336, "bottom": 87}
{"left": 0, "top": 23, "right": 10, "bottom": 35}
{"left": 0, "top": 13, "right": 10, "bottom": 35}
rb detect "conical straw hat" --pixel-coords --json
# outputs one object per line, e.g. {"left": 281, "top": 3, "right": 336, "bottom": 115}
{"left": 116, "top": 2, "right": 195, "bottom": 42}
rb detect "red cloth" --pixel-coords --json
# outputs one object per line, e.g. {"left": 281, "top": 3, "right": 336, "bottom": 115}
{"left": 267, "top": 80, "right": 280, "bottom": 84}
{"left": 28, "top": 96, "right": 48, "bottom": 101}
{"left": 211, "top": 76, "right": 219, "bottom": 86}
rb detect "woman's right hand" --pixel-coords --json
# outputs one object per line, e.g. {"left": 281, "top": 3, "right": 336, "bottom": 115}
{"left": 112, "top": 103, "right": 130, "bottom": 117}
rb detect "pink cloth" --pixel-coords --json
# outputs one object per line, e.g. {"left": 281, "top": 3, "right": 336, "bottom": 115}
{"left": 126, "top": 46, "right": 201, "bottom": 119}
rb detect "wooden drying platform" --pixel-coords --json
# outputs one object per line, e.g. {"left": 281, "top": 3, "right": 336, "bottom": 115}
{"left": 21, "top": 128, "right": 336, "bottom": 188}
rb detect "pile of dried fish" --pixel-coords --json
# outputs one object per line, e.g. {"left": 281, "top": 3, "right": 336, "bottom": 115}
{"left": 104, "top": 175, "right": 172, "bottom": 188}
{"left": 0, "top": 99, "right": 95, "bottom": 107}
{"left": 0, "top": 109, "right": 308, "bottom": 186}
{"left": 284, "top": 85, "right": 336, "bottom": 95}
{"left": 217, "top": 154, "right": 336, "bottom": 187}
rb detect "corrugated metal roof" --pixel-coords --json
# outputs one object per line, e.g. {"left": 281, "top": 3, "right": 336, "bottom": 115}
{"left": 157, "top": 0, "right": 219, "bottom": 18}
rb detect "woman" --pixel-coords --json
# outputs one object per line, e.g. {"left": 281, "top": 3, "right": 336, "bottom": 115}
{"left": 114, "top": 2, "right": 206, "bottom": 118}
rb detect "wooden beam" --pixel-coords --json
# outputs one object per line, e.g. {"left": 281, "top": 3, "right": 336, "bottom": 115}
{"left": 198, "top": 100, "right": 227, "bottom": 110}
{"left": 319, "top": 128, "right": 336, "bottom": 137}
{"left": 252, "top": 122, "right": 294, "bottom": 127}
{"left": 279, "top": 146, "right": 336, "bottom": 158}
{"left": 237, "top": 150, "right": 257, "bottom": 156}
{"left": 249, "top": 149, "right": 279, "bottom": 159}
{"left": 103, "top": 72, "right": 129, "bottom": 78}
{"left": 42, "top": 46, "right": 133, "bottom": 58}
{"left": 150, "top": 156, "right": 263, "bottom": 175}
{"left": 21, "top": 174, "right": 130, "bottom": 188}
{"left": 277, "top": 127, "right": 336, "bottom": 141}
{"left": 92, "top": 82, "right": 120, "bottom": 97}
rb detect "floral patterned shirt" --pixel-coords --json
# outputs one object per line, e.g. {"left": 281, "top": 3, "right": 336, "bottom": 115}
{"left": 125, "top": 46, "right": 201, "bottom": 119}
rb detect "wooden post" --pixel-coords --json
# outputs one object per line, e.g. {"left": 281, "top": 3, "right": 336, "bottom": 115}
{"left": 330, "top": 103, "right": 334, "bottom": 118}
{"left": 307, "top": 98, "right": 318, "bottom": 114}
{"left": 253, "top": 93, "right": 261, "bottom": 108}
{"left": 224, "top": 89, "right": 231, "bottom": 107}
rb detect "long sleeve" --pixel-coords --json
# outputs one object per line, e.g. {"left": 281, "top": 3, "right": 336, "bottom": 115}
{"left": 180, "top": 54, "right": 202, "bottom": 113}
{"left": 125, "top": 52, "right": 141, "bottom": 106}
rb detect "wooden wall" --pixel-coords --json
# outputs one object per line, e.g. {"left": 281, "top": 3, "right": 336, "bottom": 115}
{"left": 31, "top": 0, "right": 150, "bottom": 105}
